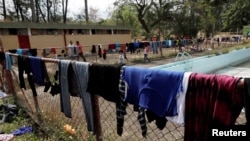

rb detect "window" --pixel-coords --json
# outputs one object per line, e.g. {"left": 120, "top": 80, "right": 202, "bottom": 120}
{"left": 69, "top": 29, "right": 73, "bottom": 35}
{"left": 77, "top": 29, "right": 84, "bottom": 34}
{"left": 108, "top": 29, "right": 112, "bottom": 34}
{"left": 91, "top": 29, "right": 96, "bottom": 34}
{"left": 9, "top": 29, "right": 17, "bottom": 35}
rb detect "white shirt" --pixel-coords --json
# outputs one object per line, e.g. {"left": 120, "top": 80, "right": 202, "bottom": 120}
{"left": 166, "top": 72, "right": 192, "bottom": 125}
{"left": 119, "top": 54, "right": 125, "bottom": 64}
{"left": 67, "top": 43, "right": 76, "bottom": 56}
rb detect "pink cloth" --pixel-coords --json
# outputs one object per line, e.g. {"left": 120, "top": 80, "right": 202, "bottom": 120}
{"left": 0, "top": 134, "right": 14, "bottom": 141}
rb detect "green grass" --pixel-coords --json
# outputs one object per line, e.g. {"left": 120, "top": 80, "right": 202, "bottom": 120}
{"left": 0, "top": 104, "right": 45, "bottom": 141}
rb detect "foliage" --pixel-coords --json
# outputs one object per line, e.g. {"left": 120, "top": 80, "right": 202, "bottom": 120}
{"left": 222, "top": 0, "right": 250, "bottom": 31}
{"left": 110, "top": 4, "right": 142, "bottom": 38}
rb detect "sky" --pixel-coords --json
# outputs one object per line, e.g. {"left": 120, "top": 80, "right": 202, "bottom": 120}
{"left": 67, "top": 0, "right": 117, "bottom": 19}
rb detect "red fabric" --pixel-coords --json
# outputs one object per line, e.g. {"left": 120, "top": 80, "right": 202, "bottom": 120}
{"left": 51, "top": 48, "right": 56, "bottom": 54}
{"left": 108, "top": 44, "right": 116, "bottom": 50}
{"left": 184, "top": 73, "right": 243, "bottom": 141}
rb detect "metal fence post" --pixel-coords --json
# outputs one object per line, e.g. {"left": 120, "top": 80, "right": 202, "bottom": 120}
{"left": 91, "top": 94, "right": 103, "bottom": 141}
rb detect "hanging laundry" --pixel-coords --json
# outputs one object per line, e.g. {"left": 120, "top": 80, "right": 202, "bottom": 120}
{"left": 184, "top": 73, "right": 244, "bottom": 141}
{"left": 115, "top": 42, "right": 120, "bottom": 48}
{"left": 17, "top": 55, "right": 38, "bottom": 97}
{"left": 51, "top": 48, "right": 56, "bottom": 55}
{"left": 28, "top": 48, "right": 37, "bottom": 56}
{"left": 71, "top": 61, "right": 95, "bottom": 132}
{"left": 87, "top": 63, "right": 122, "bottom": 103}
{"left": 108, "top": 44, "right": 116, "bottom": 50}
{"left": 29, "top": 56, "right": 50, "bottom": 86}
{"left": 117, "top": 68, "right": 128, "bottom": 136}
{"left": 0, "top": 50, "right": 5, "bottom": 63}
{"left": 46, "top": 70, "right": 58, "bottom": 95}
{"left": 7, "top": 49, "right": 17, "bottom": 54}
{"left": 121, "top": 66, "right": 184, "bottom": 117}
{"left": 118, "top": 66, "right": 184, "bottom": 137}
{"left": 16, "top": 49, "right": 23, "bottom": 55}
{"left": 243, "top": 78, "right": 250, "bottom": 130}
{"left": 5, "top": 53, "right": 13, "bottom": 70}
{"left": 166, "top": 72, "right": 192, "bottom": 125}
{"left": 59, "top": 60, "right": 72, "bottom": 118}
{"left": 42, "top": 48, "right": 51, "bottom": 57}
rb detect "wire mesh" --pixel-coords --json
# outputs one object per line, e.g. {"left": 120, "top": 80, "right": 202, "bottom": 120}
{"left": 2, "top": 43, "right": 247, "bottom": 140}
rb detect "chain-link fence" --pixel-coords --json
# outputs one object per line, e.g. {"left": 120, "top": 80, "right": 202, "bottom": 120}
{"left": 2, "top": 43, "right": 247, "bottom": 140}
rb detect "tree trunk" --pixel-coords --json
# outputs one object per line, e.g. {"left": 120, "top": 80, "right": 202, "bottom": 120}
{"left": 13, "top": 0, "right": 20, "bottom": 21}
{"left": 46, "top": 0, "right": 50, "bottom": 22}
{"left": 18, "top": 5, "right": 25, "bottom": 21}
{"left": 62, "top": 0, "right": 68, "bottom": 24}
{"left": 85, "top": 0, "right": 89, "bottom": 23}
{"left": 38, "top": 3, "right": 47, "bottom": 23}
{"left": 2, "top": 0, "right": 6, "bottom": 20}
{"left": 35, "top": 0, "right": 39, "bottom": 22}
{"left": 31, "top": 0, "right": 36, "bottom": 22}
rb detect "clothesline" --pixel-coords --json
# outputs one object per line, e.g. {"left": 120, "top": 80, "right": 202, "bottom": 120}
{"left": 3, "top": 51, "right": 249, "bottom": 141}
{"left": 7, "top": 52, "right": 246, "bottom": 88}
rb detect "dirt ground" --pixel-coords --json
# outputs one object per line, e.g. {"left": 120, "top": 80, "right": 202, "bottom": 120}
{"left": 82, "top": 44, "right": 221, "bottom": 69}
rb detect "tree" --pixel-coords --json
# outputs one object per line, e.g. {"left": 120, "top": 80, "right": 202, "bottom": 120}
{"left": 30, "top": 0, "right": 36, "bottom": 22}
{"left": 74, "top": 6, "right": 100, "bottom": 23}
{"left": 62, "top": 0, "right": 68, "bottom": 23}
{"left": 88, "top": 7, "right": 99, "bottom": 22}
{"left": 113, "top": 0, "right": 177, "bottom": 39}
{"left": 222, "top": 0, "right": 250, "bottom": 32}
{"left": 50, "top": 0, "right": 63, "bottom": 23}
{"left": 111, "top": 4, "right": 141, "bottom": 37}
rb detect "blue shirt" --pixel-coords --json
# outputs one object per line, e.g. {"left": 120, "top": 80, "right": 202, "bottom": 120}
{"left": 122, "top": 66, "right": 184, "bottom": 117}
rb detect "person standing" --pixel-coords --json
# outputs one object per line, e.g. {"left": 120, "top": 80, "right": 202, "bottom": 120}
{"left": 122, "top": 43, "right": 128, "bottom": 61}
{"left": 144, "top": 44, "right": 150, "bottom": 63}
{"left": 98, "top": 45, "right": 102, "bottom": 58}
{"left": 102, "top": 48, "right": 107, "bottom": 60}
{"left": 118, "top": 50, "right": 125, "bottom": 65}
{"left": 67, "top": 40, "right": 76, "bottom": 58}
{"left": 76, "top": 41, "right": 86, "bottom": 62}
{"left": 91, "top": 45, "right": 97, "bottom": 54}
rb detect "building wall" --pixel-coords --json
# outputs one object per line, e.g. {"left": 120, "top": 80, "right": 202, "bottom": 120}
{"left": 1, "top": 34, "right": 132, "bottom": 53}
{"left": 0, "top": 35, "right": 19, "bottom": 49}
{"left": 30, "top": 35, "right": 65, "bottom": 48}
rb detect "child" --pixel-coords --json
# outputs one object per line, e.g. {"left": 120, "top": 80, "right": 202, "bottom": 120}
{"left": 118, "top": 50, "right": 125, "bottom": 65}
{"left": 102, "top": 49, "right": 107, "bottom": 60}
{"left": 144, "top": 44, "right": 150, "bottom": 62}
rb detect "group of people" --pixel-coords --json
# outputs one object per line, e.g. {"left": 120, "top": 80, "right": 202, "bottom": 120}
{"left": 66, "top": 40, "right": 151, "bottom": 65}
{"left": 118, "top": 43, "right": 150, "bottom": 65}
{"left": 66, "top": 40, "right": 87, "bottom": 62}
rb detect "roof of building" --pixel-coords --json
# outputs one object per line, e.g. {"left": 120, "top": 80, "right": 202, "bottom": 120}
{"left": 0, "top": 22, "right": 131, "bottom": 30}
